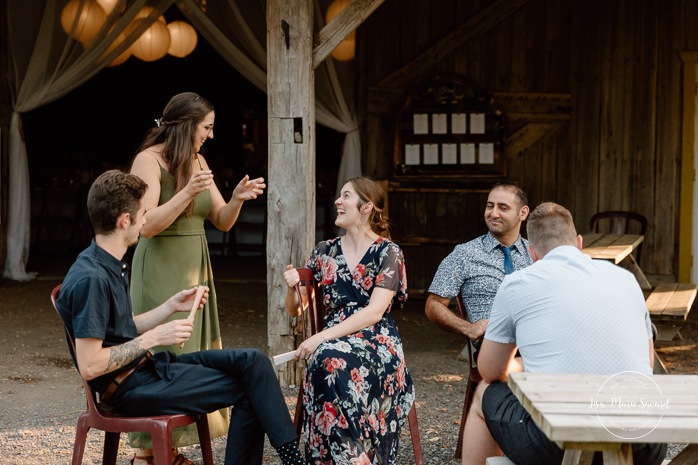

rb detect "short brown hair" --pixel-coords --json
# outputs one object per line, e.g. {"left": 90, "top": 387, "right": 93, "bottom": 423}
{"left": 526, "top": 202, "right": 577, "bottom": 256}
{"left": 87, "top": 170, "right": 148, "bottom": 235}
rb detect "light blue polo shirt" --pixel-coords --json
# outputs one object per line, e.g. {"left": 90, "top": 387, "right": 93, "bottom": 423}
{"left": 485, "top": 245, "right": 653, "bottom": 375}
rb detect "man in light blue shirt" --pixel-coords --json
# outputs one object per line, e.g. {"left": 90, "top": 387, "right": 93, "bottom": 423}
{"left": 460, "top": 202, "right": 665, "bottom": 465}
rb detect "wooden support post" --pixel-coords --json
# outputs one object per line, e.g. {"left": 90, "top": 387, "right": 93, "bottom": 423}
{"left": 267, "top": 0, "right": 316, "bottom": 386}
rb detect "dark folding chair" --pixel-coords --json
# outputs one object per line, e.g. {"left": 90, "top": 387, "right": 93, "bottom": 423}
{"left": 589, "top": 211, "right": 648, "bottom": 263}
{"left": 293, "top": 268, "right": 424, "bottom": 465}
{"left": 51, "top": 284, "right": 214, "bottom": 465}
{"left": 454, "top": 295, "right": 483, "bottom": 460}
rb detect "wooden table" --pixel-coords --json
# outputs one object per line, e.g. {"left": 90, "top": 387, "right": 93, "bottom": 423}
{"left": 645, "top": 283, "right": 698, "bottom": 342}
{"left": 581, "top": 233, "right": 643, "bottom": 263}
{"left": 582, "top": 233, "right": 652, "bottom": 291}
{"left": 582, "top": 233, "right": 697, "bottom": 346}
{"left": 508, "top": 372, "right": 698, "bottom": 464}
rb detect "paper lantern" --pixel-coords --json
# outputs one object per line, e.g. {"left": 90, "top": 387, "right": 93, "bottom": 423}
{"left": 167, "top": 21, "right": 198, "bottom": 58}
{"left": 326, "top": 0, "right": 350, "bottom": 21}
{"left": 330, "top": 35, "right": 355, "bottom": 61}
{"left": 60, "top": 0, "right": 107, "bottom": 45}
{"left": 130, "top": 18, "right": 171, "bottom": 62}
{"left": 325, "top": 0, "right": 355, "bottom": 61}
{"left": 103, "top": 32, "right": 132, "bottom": 67}
{"left": 134, "top": 6, "right": 166, "bottom": 23}
{"left": 96, "top": 0, "right": 124, "bottom": 15}
{"left": 107, "top": 47, "right": 131, "bottom": 67}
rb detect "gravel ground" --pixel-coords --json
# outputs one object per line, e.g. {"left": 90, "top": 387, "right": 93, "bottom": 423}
{"left": 0, "top": 255, "right": 691, "bottom": 464}
{"left": 0, "top": 255, "right": 469, "bottom": 465}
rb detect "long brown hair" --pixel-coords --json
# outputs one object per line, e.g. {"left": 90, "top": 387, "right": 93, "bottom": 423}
{"left": 347, "top": 176, "right": 391, "bottom": 239}
{"left": 134, "top": 92, "right": 214, "bottom": 217}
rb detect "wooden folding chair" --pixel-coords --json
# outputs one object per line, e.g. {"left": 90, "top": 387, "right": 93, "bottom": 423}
{"left": 51, "top": 284, "right": 214, "bottom": 465}
{"left": 293, "top": 268, "right": 424, "bottom": 465}
{"left": 454, "top": 295, "right": 483, "bottom": 460}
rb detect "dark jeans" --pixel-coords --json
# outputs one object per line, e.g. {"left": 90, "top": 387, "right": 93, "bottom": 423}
{"left": 482, "top": 381, "right": 667, "bottom": 465}
{"left": 111, "top": 348, "right": 298, "bottom": 465}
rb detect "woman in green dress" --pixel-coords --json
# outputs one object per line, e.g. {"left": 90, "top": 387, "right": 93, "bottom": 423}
{"left": 128, "top": 92, "right": 265, "bottom": 465}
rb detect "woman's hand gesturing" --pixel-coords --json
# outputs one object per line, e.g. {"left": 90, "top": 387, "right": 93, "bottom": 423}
{"left": 184, "top": 169, "right": 214, "bottom": 198}
{"left": 233, "top": 175, "right": 266, "bottom": 201}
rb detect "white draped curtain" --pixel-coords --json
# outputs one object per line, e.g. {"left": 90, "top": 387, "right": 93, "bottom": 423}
{"left": 4, "top": 0, "right": 361, "bottom": 280}
{"left": 4, "top": 0, "right": 172, "bottom": 280}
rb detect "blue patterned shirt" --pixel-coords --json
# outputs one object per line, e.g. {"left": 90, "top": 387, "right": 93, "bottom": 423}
{"left": 428, "top": 232, "right": 532, "bottom": 322}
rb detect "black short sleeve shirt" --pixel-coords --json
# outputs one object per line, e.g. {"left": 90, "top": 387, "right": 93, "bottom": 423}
{"left": 56, "top": 240, "right": 139, "bottom": 394}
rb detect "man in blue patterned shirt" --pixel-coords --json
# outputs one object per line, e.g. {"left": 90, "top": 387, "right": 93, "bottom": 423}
{"left": 425, "top": 182, "right": 532, "bottom": 341}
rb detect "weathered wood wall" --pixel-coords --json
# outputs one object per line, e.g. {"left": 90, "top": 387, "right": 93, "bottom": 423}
{"left": 358, "top": 0, "right": 698, "bottom": 293}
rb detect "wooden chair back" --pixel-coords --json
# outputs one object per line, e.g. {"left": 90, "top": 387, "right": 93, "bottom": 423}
{"left": 455, "top": 296, "right": 479, "bottom": 369}
{"left": 454, "top": 295, "right": 483, "bottom": 460}
{"left": 295, "top": 267, "right": 325, "bottom": 340}
{"left": 51, "top": 284, "right": 214, "bottom": 465}
{"left": 590, "top": 210, "right": 648, "bottom": 262}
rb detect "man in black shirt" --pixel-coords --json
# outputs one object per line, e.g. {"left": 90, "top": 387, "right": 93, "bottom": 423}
{"left": 57, "top": 170, "right": 303, "bottom": 465}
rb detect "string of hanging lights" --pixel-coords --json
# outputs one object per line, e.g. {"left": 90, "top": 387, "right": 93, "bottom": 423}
{"left": 60, "top": 0, "right": 198, "bottom": 66}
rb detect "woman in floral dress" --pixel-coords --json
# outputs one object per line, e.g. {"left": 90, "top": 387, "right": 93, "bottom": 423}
{"left": 283, "top": 176, "right": 415, "bottom": 465}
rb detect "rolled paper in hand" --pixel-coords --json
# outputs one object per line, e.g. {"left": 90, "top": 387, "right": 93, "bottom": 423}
{"left": 187, "top": 285, "right": 206, "bottom": 321}
{"left": 273, "top": 350, "right": 297, "bottom": 366}
{"left": 179, "top": 286, "right": 206, "bottom": 348}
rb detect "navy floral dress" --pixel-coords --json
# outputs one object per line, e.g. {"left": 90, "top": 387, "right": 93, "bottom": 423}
{"left": 302, "top": 236, "right": 415, "bottom": 465}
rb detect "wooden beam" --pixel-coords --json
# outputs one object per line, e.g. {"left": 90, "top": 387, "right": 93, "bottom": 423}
{"left": 504, "top": 112, "right": 571, "bottom": 123}
{"left": 372, "top": 0, "right": 531, "bottom": 91}
{"left": 313, "top": 0, "right": 386, "bottom": 69}
{"left": 503, "top": 122, "right": 565, "bottom": 159}
{"left": 493, "top": 92, "right": 572, "bottom": 122}
{"left": 267, "top": 0, "right": 316, "bottom": 386}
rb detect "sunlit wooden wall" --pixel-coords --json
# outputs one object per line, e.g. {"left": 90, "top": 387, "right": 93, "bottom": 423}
{"left": 358, "top": 0, "right": 698, "bottom": 292}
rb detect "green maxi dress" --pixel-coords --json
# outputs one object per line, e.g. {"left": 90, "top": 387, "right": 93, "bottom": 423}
{"left": 128, "top": 167, "right": 229, "bottom": 448}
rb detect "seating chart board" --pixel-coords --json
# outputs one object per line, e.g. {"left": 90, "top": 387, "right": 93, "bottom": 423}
{"left": 394, "top": 75, "right": 505, "bottom": 178}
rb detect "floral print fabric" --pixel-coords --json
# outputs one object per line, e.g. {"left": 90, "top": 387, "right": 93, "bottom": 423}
{"left": 302, "top": 237, "right": 415, "bottom": 465}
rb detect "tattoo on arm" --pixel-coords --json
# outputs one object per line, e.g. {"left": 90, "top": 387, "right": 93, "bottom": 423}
{"left": 105, "top": 338, "right": 146, "bottom": 373}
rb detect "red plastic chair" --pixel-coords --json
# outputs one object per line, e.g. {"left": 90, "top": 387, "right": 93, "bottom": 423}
{"left": 51, "top": 284, "right": 214, "bottom": 465}
{"left": 454, "top": 295, "right": 483, "bottom": 460}
{"left": 292, "top": 268, "right": 424, "bottom": 465}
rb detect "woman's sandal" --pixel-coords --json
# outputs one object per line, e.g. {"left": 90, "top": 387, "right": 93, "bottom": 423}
{"left": 172, "top": 451, "right": 196, "bottom": 465}
{"left": 130, "top": 455, "right": 154, "bottom": 465}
